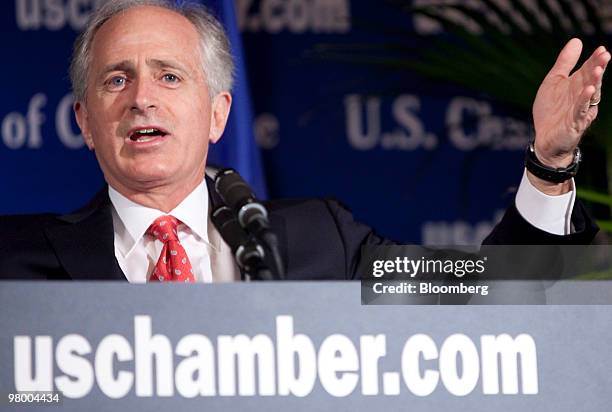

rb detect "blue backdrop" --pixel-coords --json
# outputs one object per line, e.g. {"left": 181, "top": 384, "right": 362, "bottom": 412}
{"left": 4, "top": 0, "right": 595, "bottom": 244}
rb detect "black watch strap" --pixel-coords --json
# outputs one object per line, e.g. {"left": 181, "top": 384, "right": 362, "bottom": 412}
{"left": 524, "top": 143, "right": 581, "bottom": 183}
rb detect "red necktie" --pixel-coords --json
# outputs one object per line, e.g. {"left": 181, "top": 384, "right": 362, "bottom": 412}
{"left": 146, "top": 215, "right": 195, "bottom": 283}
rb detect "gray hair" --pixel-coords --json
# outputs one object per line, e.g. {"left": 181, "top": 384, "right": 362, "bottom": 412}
{"left": 69, "top": 0, "right": 234, "bottom": 102}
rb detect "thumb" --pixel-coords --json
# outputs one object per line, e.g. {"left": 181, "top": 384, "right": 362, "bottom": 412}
{"left": 547, "top": 38, "right": 583, "bottom": 78}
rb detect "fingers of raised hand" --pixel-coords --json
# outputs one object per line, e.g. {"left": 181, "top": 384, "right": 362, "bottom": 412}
{"left": 548, "top": 38, "right": 583, "bottom": 78}
{"left": 579, "top": 48, "right": 610, "bottom": 85}
{"left": 591, "top": 65, "right": 604, "bottom": 101}
{"left": 576, "top": 84, "right": 598, "bottom": 122}
{"left": 575, "top": 48, "right": 609, "bottom": 119}
{"left": 583, "top": 46, "right": 610, "bottom": 73}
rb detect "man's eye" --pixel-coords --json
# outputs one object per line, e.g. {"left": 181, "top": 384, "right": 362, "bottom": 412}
{"left": 107, "top": 76, "right": 126, "bottom": 88}
{"left": 162, "top": 73, "right": 179, "bottom": 83}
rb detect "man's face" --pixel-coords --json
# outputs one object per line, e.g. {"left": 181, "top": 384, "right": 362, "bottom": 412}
{"left": 75, "top": 5, "right": 230, "bottom": 197}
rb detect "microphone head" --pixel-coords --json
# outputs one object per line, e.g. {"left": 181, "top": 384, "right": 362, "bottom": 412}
{"left": 214, "top": 168, "right": 256, "bottom": 212}
{"left": 210, "top": 206, "right": 248, "bottom": 254}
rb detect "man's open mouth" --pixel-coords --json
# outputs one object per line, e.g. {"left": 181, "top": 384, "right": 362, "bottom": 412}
{"left": 128, "top": 128, "right": 168, "bottom": 142}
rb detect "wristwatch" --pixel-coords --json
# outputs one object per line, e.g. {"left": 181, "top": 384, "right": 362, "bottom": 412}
{"left": 524, "top": 142, "right": 581, "bottom": 183}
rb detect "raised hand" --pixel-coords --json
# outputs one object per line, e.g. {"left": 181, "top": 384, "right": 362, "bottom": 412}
{"left": 529, "top": 38, "right": 610, "bottom": 193}
{"left": 533, "top": 38, "right": 610, "bottom": 166}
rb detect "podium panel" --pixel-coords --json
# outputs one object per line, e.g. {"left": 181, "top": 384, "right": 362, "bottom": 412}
{"left": 0, "top": 281, "right": 610, "bottom": 411}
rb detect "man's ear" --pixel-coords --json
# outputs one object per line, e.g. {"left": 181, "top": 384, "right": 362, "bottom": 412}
{"left": 209, "top": 92, "right": 232, "bottom": 144}
{"left": 74, "top": 101, "right": 94, "bottom": 150}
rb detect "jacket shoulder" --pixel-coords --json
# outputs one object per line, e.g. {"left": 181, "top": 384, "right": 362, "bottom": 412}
{"left": 0, "top": 213, "right": 68, "bottom": 280}
{"left": 264, "top": 198, "right": 388, "bottom": 279}
{"left": 0, "top": 213, "right": 58, "bottom": 239}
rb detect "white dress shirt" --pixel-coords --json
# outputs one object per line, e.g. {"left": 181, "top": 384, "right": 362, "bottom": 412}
{"left": 515, "top": 169, "right": 575, "bottom": 235}
{"left": 109, "top": 179, "right": 239, "bottom": 283}
{"left": 108, "top": 170, "right": 575, "bottom": 282}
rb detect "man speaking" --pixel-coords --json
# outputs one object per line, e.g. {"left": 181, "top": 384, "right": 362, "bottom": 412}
{"left": 0, "top": 0, "right": 608, "bottom": 281}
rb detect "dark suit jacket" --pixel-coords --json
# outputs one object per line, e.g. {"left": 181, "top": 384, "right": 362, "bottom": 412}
{"left": 0, "top": 182, "right": 598, "bottom": 281}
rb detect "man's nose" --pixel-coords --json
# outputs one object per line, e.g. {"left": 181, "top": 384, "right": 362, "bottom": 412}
{"left": 129, "top": 76, "right": 158, "bottom": 113}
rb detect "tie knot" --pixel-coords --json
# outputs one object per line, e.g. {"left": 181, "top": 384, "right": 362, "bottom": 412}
{"left": 146, "top": 215, "right": 180, "bottom": 243}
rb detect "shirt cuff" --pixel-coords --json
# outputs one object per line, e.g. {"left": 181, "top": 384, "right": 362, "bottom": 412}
{"left": 515, "top": 169, "right": 575, "bottom": 235}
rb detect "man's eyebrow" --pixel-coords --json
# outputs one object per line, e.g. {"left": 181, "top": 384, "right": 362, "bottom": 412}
{"left": 147, "top": 58, "right": 191, "bottom": 75}
{"left": 99, "top": 61, "right": 136, "bottom": 77}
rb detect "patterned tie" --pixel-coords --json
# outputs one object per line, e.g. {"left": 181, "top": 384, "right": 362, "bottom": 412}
{"left": 146, "top": 215, "right": 195, "bottom": 283}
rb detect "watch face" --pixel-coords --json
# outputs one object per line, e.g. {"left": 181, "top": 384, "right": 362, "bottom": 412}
{"left": 575, "top": 148, "right": 582, "bottom": 164}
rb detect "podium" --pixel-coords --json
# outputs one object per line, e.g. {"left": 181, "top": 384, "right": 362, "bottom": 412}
{"left": 1, "top": 281, "right": 611, "bottom": 411}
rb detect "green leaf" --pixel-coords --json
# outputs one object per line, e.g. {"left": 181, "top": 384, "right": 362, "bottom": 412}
{"left": 577, "top": 189, "right": 612, "bottom": 206}
{"left": 595, "top": 220, "right": 612, "bottom": 233}
{"left": 572, "top": 269, "right": 612, "bottom": 280}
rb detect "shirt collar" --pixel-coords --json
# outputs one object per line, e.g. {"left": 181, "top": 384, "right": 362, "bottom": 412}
{"left": 108, "top": 179, "right": 211, "bottom": 257}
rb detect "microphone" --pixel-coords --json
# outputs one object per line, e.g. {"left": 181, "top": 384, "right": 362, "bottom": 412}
{"left": 213, "top": 168, "right": 285, "bottom": 280}
{"left": 213, "top": 168, "right": 268, "bottom": 231}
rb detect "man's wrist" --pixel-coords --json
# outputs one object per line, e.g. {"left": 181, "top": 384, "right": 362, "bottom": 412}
{"left": 525, "top": 142, "right": 581, "bottom": 186}
{"left": 525, "top": 170, "right": 573, "bottom": 195}
{"left": 533, "top": 141, "right": 575, "bottom": 168}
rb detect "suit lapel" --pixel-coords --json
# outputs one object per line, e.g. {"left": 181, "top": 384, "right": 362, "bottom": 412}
{"left": 44, "top": 188, "right": 126, "bottom": 281}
